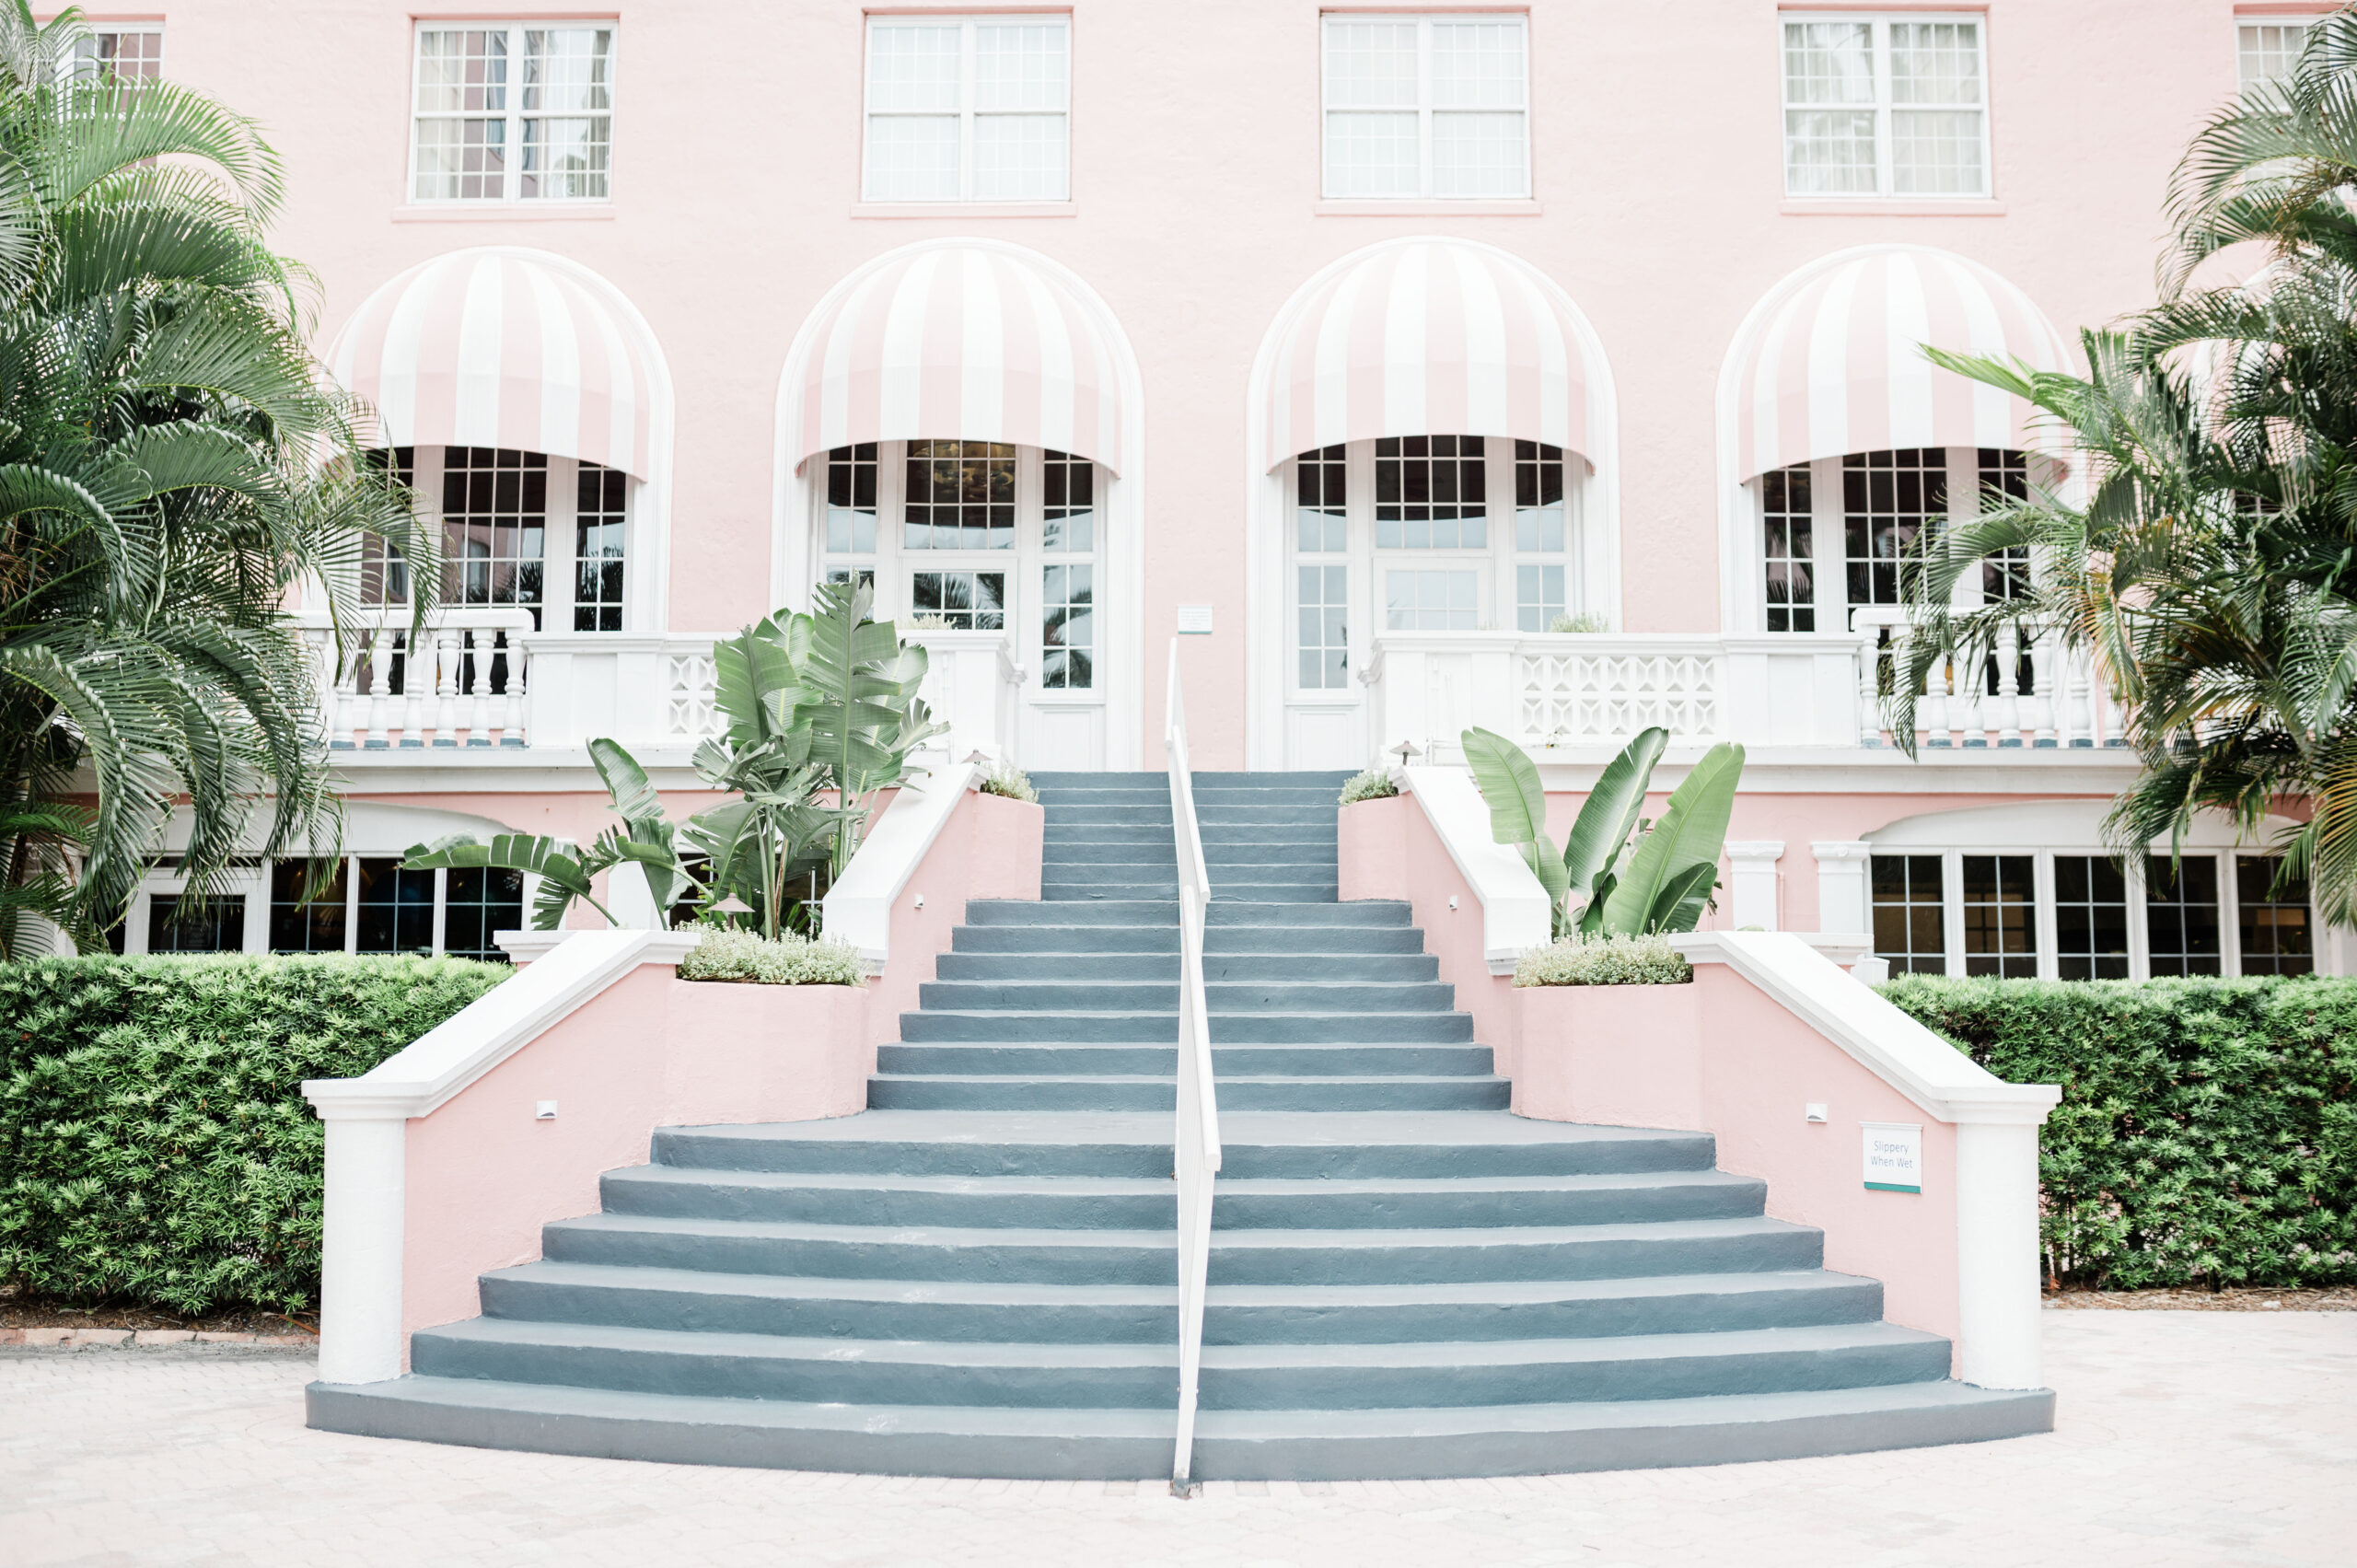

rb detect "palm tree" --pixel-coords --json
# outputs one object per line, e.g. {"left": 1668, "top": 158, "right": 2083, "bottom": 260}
{"left": 0, "top": 4, "right": 435, "bottom": 951}
{"left": 1895, "top": 7, "right": 2357, "bottom": 924}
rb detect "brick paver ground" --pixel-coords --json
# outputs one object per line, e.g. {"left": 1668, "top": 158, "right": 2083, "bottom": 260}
{"left": 4, "top": 1311, "right": 2352, "bottom": 1567}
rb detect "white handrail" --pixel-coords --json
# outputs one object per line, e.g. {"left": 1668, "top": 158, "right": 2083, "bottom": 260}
{"left": 1166, "top": 637, "right": 1221, "bottom": 1495}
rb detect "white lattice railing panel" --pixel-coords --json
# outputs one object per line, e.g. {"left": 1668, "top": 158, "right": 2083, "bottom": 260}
{"left": 1518, "top": 652, "right": 1727, "bottom": 745}
{"left": 666, "top": 652, "right": 722, "bottom": 738}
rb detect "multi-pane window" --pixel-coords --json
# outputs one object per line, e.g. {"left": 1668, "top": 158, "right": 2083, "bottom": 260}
{"left": 270, "top": 859, "right": 348, "bottom": 955}
{"left": 1386, "top": 569, "right": 1480, "bottom": 631}
{"left": 1871, "top": 854, "right": 1946, "bottom": 975}
{"left": 905, "top": 442, "right": 1016, "bottom": 550}
{"left": 1782, "top": 16, "right": 1988, "bottom": 198}
{"left": 355, "top": 858, "right": 436, "bottom": 954}
{"left": 2239, "top": 21, "right": 2312, "bottom": 91}
{"left": 2236, "top": 855, "right": 2314, "bottom": 976}
{"left": 864, "top": 17, "right": 1071, "bottom": 203}
{"left": 1322, "top": 15, "right": 1530, "bottom": 199}
{"left": 1978, "top": 448, "right": 2031, "bottom": 602}
{"left": 364, "top": 447, "right": 416, "bottom": 607}
{"left": 148, "top": 896, "right": 245, "bottom": 954}
{"left": 1844, "top": 448, "right": 1946, "bottom": 608}
{"left": 1040, "top": 451, "right": 1094, "bottom": 690}
{"left": 71, "top": 26, "right": 162, "bottom": 81}
{"left": 2145, "top": 856, "right": 2224, "bottom": 977}
{"left": 1761, "top": 464, "right": 1816, "bottom": 633}
{"left": 412, "top": 25, "right": 615, "bottom": 203}
{"left": 911, "top": 571, "right": 1007, "bottom": 629}
{"left": 822, "top": 443, "right": 880, "bottom": 589}
{"left": 1376, "top": 436, "right": 1486, "bottom": 548}
{"left": 444, "top": 866, "right": 527, "bottom": 963}
{"left": 1960, "top": 854, "right": 2036, "bottom": 977}
{"left": 1514, "top": 441, "right": 1568, "bottom": 632}
{"left": 2053, "top": 856, "right": 2131, "bottom": 980}
{"left": 1295, "top": 447, "right": 1351, "bottom": 691}
{"left": 443, "top": 447, "right": 549, "bottom": 624}
{"left": 575, "top": 462, "right": 628, "bottom": 632}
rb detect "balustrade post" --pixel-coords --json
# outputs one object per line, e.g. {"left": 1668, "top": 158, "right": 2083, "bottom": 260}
{"left": 2030, "top": 631, "right": 2057, "bottom": 748}
{"left": 465, "top": 633, "right": 493, "bottom": 746}
{"left": 434, "top": 628, "right": 461, "bottom": 746}
{"left": 364, "top": 629, "right": 396, "bottom": 748}
{"left": 1995, "top": 627, "right": 2023, "bottom": 748}
{"left": 505, "top": 634, "right": 530, "bottom": 747}
{"left": 1856, "top": 627, "right": 1885, "bottom": 747}
{"left": 398, "top": 633, "right": 425, "bottom": 747}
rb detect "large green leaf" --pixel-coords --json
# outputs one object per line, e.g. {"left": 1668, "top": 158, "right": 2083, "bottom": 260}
{"left": 1599, "top": 742, "right": 1746, "bottom": 936}
{"left": 1562, "top": 726, "right": 1667, "bottom": 900}
{"left": 1461, "top": 726, "right": 1549, "bottom": 848}
{"left": 404, "top": 832, "right": 612, "bottom": 930}
{"left": 589, "top": 738, "right": 663, "bottom": 827}
{"left": 1648, "top": 860, "right": 1721, "bottom": 935}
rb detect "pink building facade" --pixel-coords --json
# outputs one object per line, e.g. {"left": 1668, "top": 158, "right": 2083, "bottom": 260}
{"left": 98, "top": 2, "right": 2343, "bottom": 979}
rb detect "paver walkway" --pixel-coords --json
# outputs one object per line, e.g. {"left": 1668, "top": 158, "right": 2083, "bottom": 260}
{"left": 4, "top": 1311, "right": 2352, "bottom": 1567}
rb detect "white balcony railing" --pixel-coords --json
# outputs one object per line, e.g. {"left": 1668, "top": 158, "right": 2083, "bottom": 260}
{"left": 297, "top": 613, "right": 1023, "bottom": 763}
{"left": 1364, "top": 620, "right": 2131, "bottom": 761}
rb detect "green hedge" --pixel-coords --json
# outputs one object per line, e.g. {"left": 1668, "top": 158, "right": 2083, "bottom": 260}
{"left": 0, "top": 954, "right": 506, "bottom": 1315}
{"left": 1884, "top": 975, "right": 2357, "bottom": 1290}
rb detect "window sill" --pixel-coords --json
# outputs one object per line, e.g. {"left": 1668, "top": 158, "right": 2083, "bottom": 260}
{"left": 1780, "top": 199, "right": 2004, "bottom": 216}
{"left": 1315, "top": 199, "right": 1541, "bottom": 216}
{"left": 391, "top": 204, "right": 619, "bottom": 223}
{"left": 851, "top": 201, "right": 1076, "bottom": 219}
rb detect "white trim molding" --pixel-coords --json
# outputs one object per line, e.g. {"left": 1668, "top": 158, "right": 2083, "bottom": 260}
{"left": 1726, "top": 840, "right": 1786, "bottom": 931}
{"left": 819, "top": 761, "right": 981, "bottom": 970}
{"left": 1399, "top": 763, "right": 1551, "bottom": 972}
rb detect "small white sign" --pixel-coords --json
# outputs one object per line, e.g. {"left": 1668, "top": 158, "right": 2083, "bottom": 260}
{"left": 1862, "top": 1121, "right": 1922, "bottom": 1193}
{"left": 1176, "top": 604, "right": 1213, "bottom": 634}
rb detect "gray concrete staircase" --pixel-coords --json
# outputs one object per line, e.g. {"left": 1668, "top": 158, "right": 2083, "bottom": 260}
{"left": 308, "top": 771, "right": 2054, "bottom": 1478}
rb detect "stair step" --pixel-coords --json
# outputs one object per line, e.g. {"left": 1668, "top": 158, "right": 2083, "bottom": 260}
{"left": 913, "top": 981, "right": 1460, "bottom": 1013}
{"left": 895, "top": 1011, "right": 1476, "bottom": 1044}
{"left": 877, "top": 1043, "right": 1495, "bottom": 1077}
{"left": 932, "top": 952, "right": 1441, "bottom": 981}
{"left": 308, "top": 1373, "right": 2049, "bottom": 1481}
{"left": 866, "top": 1073, "right": 1511, "bottom": 1112}
{"left": 540, "top": 1214, "right": 1179, "bottom": 1284}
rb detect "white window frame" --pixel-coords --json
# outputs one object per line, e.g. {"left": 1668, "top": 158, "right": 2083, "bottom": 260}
{"left": 407, "top": 20, "right": 619, "bottom": 206}
{"left": 861, "top": 15, "right": 1073, "bottom": 204}
{"left": 2236, "top": 17, "right": 2316, "bottom": 92}
{"left": 1869, "top": 846, "right": 2318, "bottom": 981}
{"left": 65, "top": 22, "right": 163, "bottom": 81}
{"left": 1319, "top": 12, "right": 1532, "bottom": 201}
{"left": 1779, "top": 12, "right": 1991, "bottom": 200}
{"left": 389, "top": 445, "right": 637, "bottom": 633}
{"left": 814, "top": 440, "right": 1105, "bottom": 704}
{"left": 121, "top": 855, "right": 539, "bottom": 960}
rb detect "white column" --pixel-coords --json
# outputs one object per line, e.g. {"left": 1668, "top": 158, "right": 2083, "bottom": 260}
{"left": 607, "top": 860, "right": 665, "bottom": 930}
{"left": 315, "top": 1110, "right": 407, "bottom": 1386}
{"left": 1726, "top": 841, "right": 1784, "bottom": 931}
{"left": 1954, "top": 1116, "right": 2048, "bottom": 1389}
{"left": 1812, "top": 840, "right": 1873, "bottom": 935}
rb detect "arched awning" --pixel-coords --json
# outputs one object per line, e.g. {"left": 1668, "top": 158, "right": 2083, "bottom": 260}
{"left": 1263, "top": 238, "right": 1598, "bottom": 470}
{"left": 325, "top": 248, "right": 657, "bottom": 479}
{"left": 793, "top": 244, "right": 1126, "bottom": 474}
{"left": 1730, "top": 244, "right": 2073, "bottom": 482}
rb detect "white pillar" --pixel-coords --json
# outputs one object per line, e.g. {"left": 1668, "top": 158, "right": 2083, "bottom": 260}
{"left": 1812, "top": 840, "right": 1874, "bottom": 935}
{"left": 607, "top": 860, "right": 665, "bottom": 930}
{"left": 315, "top": 1111, "right": 407, "bottom": 1386}
{"left": 1954, "top": 1116, "right": 2048, "bottom": 1389}
{"left": 1726, "top": 841, "right": 1784, "bottom": 931}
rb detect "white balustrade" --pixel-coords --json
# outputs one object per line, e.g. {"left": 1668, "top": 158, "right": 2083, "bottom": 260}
{"left": 1166, "top": 637, "right": 1221, "bottom": 1495}
{"left": 296, "top": 608, "right": 538, "bottom": 750}
{"left": 1849, "top": 607, "right": 2122, "bottom": 750}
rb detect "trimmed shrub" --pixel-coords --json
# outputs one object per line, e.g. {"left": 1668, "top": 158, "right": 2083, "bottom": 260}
{"left": 0, "top": 954, "right": 507, "bottom": 1314}
{"left": 1338, "top": 768, "right": 1399, "bottom": 805}
{"left": 677, "top": 927, "right": 866, "bottom": 986}
{"left": 1514, "top": 933, "right": 1693, "bottom": 987}
{"left": 977, "top": 762, "right": 1039, "bottom": 804}
{"left": 1885, "top": 975, "right": 2357, "bottom": 1290}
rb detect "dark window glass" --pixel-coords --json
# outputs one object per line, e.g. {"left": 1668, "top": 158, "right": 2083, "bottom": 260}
{"left": 1872, "top": 853, "right": 1945, "bottom": 974}
{"left": 148, "top": 895, "right": 246, "bottom": 953}
{"left": 440, "top": 447, "right": 547, "bottom": 624}
{"left": 1961, "top": 854, "right": 2036, "bottom": 977}
{"left": 2053, "top": 855, "right": 2130, "bottom": 980}
{"left": 1843, "top": 448, "right": 1946, "bottom": 607}
{"left": 270, "top": 858, "right": 349, "bottom": 954}
{"left": 911, "top": 570, "right": 1005, "bottom": 630}
{"left": 2236, "top": 855, "right": 2314, "bottom": 976}
{"left": 903, "top": 440, "right": 1015, "bottom": 551}
{"left": 1977, "top": 447, "right": 2032, "bottom": 602}
{"left": 573, "top": 460, "right": 627, "bottom": 632}
{"left": 2146, "top": 855, "right": 2223, "bottom": 976}
{"left": 1042, "top": 449, "right": 1095, "bottom": 552}
{"left": 444, "top": 866, "right": 526, "bottom": 963}
{"left": 1295, "top": 444, "right": 1348, "bottom": 553}
{"left": 1375, "top": 435, "right": 1486, "bottom": 549}
{"left": 824, "top": 443, "right": 878, "bottom": 555}
{"left": 354, "top": 857, "right": 436, "bottom": 954}
{"left": 1763, "top": 463, "right": 1815, "bottom": 633}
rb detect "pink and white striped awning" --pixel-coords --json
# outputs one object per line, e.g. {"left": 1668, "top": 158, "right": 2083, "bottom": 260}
{"left": 325, "top": 249, "right": 656, "bottom": 479}
{"left": 794, "top": 245, "right": 1126, "bottom": 474}
{"left": 1731, "top": 245, "right": 2074, "bottom": 482}
{"left": 1263, "top": 239, "right": 1596, "bottom": 470}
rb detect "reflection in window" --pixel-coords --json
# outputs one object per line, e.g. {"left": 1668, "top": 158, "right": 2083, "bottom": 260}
{"left": 1977, "top": 447, "right": 2031, "bottom": 602}
{"left": 1961, "top": 854, "right": 2035, "bottom": 977}
{"left": 1844, "top": 448, "right": 1945, "bottom": 607}
{"left": 1299, "top": 564, "right": 1350, "bottom": 688}
{"left": 1296, "top": 445, "right": 1348, "bottom": 553}
{"left": 2053, "top": 855, "right": 2129, "bottom": 980}
{"left": 363, "top": 447, "right": 416, "bottom": 607}
{"left": 1872, "top": 853, "right": 1945, "bottom": 974}
{"left": 1040, "top": 563, "right": 1093, "bottom": 690}
{"left": 1376, "top": 436, "right": 1485, "bottom": 549}
{"left": 912, "top": 570, "right": 1006, "bottom": 629}
{"left": 355, "top": 858, "right": 436, "bottom": 954}
{"left": 826, "top": 444, "right": 879, "bottom": 554}
{"left": 442, "top": 447, "right": 547, "bottom": 623}
{"left": 1385, "top": 568, "right": 1479, "bottom": 631}
{"left": 270, "top": 859, "right": 348, "bottom": 955}
{"left": 444, "top": 866, "right": 527, "bottom": 962}
{"left": 2236, "top": 855, "right": 2314, "bottom": 976}
{"left": 1042, "top": 450, "right": 1094, "bottom": 552}
{"left": 904, "top": 441, "right": 1015, "bottom": 550}
{"left": 574, "top": 461, "right": 627, "bottom": 631}
{"left": 149, "top": 896, "right": 245, "bottom": 954}
{"left": 1515, "top": 440, "right": 1567, "bottom": 632}
{"left": 2145, "top": 856, "right": 2223, "bottom": 976}
{"left": 1762, "top": 463, "right": 1815, "bottom": 632}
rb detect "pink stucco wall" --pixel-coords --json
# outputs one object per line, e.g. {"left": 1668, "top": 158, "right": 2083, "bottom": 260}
{"left": 1512, "top": 971, "right": 1964, "bottom": 1363}
{"left": 865, "top": 791, "right": 1044, "bottom": 1046}
{"left": 1339, "top": 795, "right": 1516, "bottom": 1068}
{"left": 132, "top": 1, "right": 2247, "bottom": 771}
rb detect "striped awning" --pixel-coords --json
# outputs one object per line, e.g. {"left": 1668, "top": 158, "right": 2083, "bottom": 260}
{"left": 1731, "top": 244, "right": 2073, "bottom": 482}
{"left": 326, "top": 249, "right": 656, "bottom": 479}
{"left": 794, "top": 245, "right": 1125, "bottom": 474}
{"left": 1264, "top": 238, "right": 1596, "bottom": 470}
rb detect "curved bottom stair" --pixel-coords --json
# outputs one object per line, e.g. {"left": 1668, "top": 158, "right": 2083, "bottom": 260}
{"left": 308, "top": 772, "right": 2054, "bottom": 1479}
